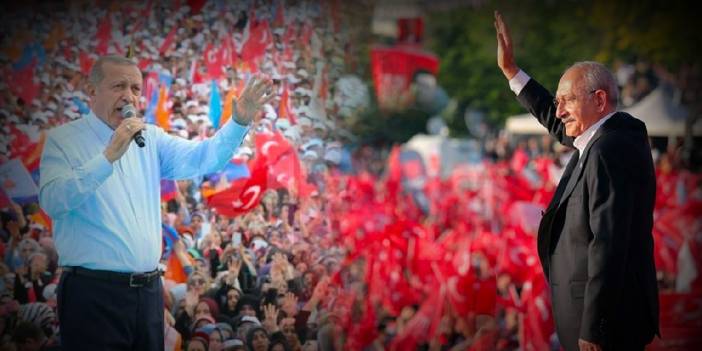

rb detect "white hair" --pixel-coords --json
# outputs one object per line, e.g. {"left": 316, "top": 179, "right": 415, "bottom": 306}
{"left": 566, "top": 61, "right": 619, "bottom": 106}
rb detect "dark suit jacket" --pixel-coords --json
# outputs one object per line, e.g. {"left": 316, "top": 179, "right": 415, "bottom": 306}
{"left": 517, "top": 79, "right": 660, "bottom": 350}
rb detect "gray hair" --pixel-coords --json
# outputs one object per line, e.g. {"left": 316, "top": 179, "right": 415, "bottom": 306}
{"left": 566, "top": 61, "right": 619, "bottom": 106}
{"left": 88, "top": 55, "right": 138, "bottom": 86}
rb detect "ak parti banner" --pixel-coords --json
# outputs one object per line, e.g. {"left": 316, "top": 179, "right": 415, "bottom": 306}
{"left": 370, "top": 46, "right": 439, "bottom": 111}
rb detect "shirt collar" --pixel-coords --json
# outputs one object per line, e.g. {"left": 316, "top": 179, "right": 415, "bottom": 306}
{"left": 573, "top": 111, "right": 616, "bottom": 154}
{"left": 86, "top": 110, "right": 115, "bottom": 144}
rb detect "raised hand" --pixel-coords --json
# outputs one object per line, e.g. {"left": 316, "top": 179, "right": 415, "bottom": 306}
{"left": 185, "top": 289, "right": 199, "bottom": 316}
{"left": 228, "top": 257, "right": 242, "bottom": 277}
{"left": 312, "top": 276, "right": 330, "bottom": 299}
{"left": 234, "top": 75, "right": 275, "bottom": 125}
{"left": 578, "top": 339, "right": 603, "bottom": 351}
{"left": 281, "top": 292, "right": 299, "bottom": 317}
{"left": 262, "top": 303, "right": 280, "bottom": 333}
{"left": 494, "top": 11, "right": 519, "bottom": 79}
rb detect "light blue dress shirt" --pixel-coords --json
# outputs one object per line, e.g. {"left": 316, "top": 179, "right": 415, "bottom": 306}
{"left": 39, "top": 111, "right": 248, "bottom": 272}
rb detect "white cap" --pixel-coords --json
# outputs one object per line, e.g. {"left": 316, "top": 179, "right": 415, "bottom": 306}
{"left": 313, "top": 121, "right": 326, "bottom": 131}
{"left": 237, "top": 146, "right": 253, "bottom": 156}
{"left": 297, "top": 116, "right": 312, "bottom": 127}
{"left": 275, "top": 118, "right": 291, "bottom": 130}
{"left": 239, "top": 315, "right": 261, "bottom": 326}
{"left": 296, "top": 69, "right": 309, "bottom": 78}
{"left": 293, "top": 87, "right": 310, "bottom": 96}
{"left": 324, "top": 148, "right": 342, "bottom": 164}
{"left": 326, "top": 141, "right": 342, "bottom": 149}
{"left": 303, "top": 138, "right": 323, "bottom": 150}
{"left": 287, "top": 73, "right": 301, "bottom": 84}
{"left": 283, "top": 126, "right": 301, "bottom": 143}
{"left": 302, "top": 150, "right": 318, "bottom": 160}
{"left": 171, "top": 118, "right": 187, "bottom": 130}
{"left": 43, "top": 283, "right": 57, "bottom": 300}
{"left": 263, "top": 104, "right": 277, "bottom": 119}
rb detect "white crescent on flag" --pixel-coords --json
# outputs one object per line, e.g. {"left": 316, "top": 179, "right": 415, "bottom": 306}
{"left": 261, "top": 140, "right": 278, "bottom": 156}
{"left": 259, "top": 29, "right": 268, "bottom": 44}
{"left": 231, "top": 185, "right": 261, "bottom": 210}
{"left": 455, "top": 251, "right": 471, "bottom": 276}
{"left": 447, "top": 276, "right": 466, "bottom": 303}
{"left": 276, "top": 173, "right": 290, "bottom": 185}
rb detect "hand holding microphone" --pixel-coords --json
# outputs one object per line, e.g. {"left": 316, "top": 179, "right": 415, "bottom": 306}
{"left": 103, "top": 104, "right": 146, "bottom": 163}
{"left": 121, "top": 104, "right": 145, "bottom": 147}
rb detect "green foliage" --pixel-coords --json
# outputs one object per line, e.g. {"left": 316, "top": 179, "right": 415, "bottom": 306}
{"left": 349, "top": 96, "right": 432, "bottom": 145}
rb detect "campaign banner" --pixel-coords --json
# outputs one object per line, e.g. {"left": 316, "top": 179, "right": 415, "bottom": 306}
{"left": 370, "top": 46, "right": 439, "bottom": 111}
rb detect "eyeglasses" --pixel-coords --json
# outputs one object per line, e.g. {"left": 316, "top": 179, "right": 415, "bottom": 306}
{"left": 553, "top": 90, "right": 597, "bottom": 109}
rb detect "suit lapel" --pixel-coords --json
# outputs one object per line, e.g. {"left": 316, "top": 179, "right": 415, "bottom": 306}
{"left": 557, "top": 113, "right": 622, "bottom": 207}
{"left": 537, "top": 149, "right": 579, "bottom": 276}
{"left": 558, "top": 147, "right": 587, "bottom": 207}
{"left": 546, "top": 149, "right": 579, "bottom": 212}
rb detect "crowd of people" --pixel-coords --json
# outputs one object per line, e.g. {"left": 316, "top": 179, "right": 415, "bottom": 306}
{"left": 1, "top": 1, "right": 701, "bottom": 351}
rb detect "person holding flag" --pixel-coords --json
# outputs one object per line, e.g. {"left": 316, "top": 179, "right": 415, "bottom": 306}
{"left": 38, "top": 54, "right": 274, "bottom": 350}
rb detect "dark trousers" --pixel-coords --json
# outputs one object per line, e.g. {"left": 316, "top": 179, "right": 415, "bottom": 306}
{"left": 57, "top": 269, "right": 164, "bottom": 351}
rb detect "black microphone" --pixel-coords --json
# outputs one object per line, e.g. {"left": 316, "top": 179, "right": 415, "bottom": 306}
{"left": 121, "top": 104, "right": 145, "bottom": 148}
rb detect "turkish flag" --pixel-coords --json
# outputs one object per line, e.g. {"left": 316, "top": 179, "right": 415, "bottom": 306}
{"left": 519, "top": 268, "right": 555, "bottom": 351}
{"left": 240, "top": 18, "right": 270, "bottom": 71}
{"left": 0, "top": 189, "right": 10, "bottom": 208}
{"left": 79, "top": 52, "right": 94, "bottom": 76}
{"left": 207, "top": 156, "right": 268, "bottom": 217}
{"left": 272, "top": 1, "right": 285, "bottom": 27}
{"left": 9, "top": 62, "right": 40, "bottom": 105}
{"left": 255, "top": 131, "right": 313, "bottom": 194}
{"left": 159, "top": 26, "right": 177, "bottom": 55}
{"left": 203, "top": 43, "right": 224, "bottom": 80}
{"left": 268, "top": 153, "right": 298, "bottom": 190}
{"left": 389, "top": 286, "right": 445, "bottom": 350}
{"left": 277, "top": 84, "right": 297, "bottom": 124}
{"left": 95, "top": 13, "right": 112, "bottom": 55}
{"left": 255, "top": 131, "right": 292, "bottom": 164}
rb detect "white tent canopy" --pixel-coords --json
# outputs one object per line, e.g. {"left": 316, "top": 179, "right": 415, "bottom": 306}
{"left": 505, "top": 113, "right": 546, "bottom": 135}
{"left": 505, "top": 86, "right": 701, "bottom": 137}
{"left": 622, "top": 86, "right": 700, "bottom": 136}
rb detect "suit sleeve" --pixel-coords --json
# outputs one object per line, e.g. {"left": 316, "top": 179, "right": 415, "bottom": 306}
{"left": 580, "top": 142, "right": 636, "bottom": 343}
{"left": 516, "top": 79, "right": 574, "bottom": 148}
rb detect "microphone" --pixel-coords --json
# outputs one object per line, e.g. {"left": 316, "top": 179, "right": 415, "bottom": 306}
{"left": 121, "top": 104, "right": 145, "bottom": 148}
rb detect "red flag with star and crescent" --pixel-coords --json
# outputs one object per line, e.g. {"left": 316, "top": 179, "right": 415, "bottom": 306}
{"left": 207, "top": 156, "right": 268, "bottom": 217}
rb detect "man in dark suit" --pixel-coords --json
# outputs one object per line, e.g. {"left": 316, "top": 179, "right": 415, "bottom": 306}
{"left": 494, "top": 12, "right": 659, "bottom": 351}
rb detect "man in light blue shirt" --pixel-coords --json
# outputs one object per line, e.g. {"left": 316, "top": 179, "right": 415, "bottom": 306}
{"left": 39, "top": 55, "right": 273, "bottom": 350}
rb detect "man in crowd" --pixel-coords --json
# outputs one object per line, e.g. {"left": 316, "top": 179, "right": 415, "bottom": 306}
{"left": 39, "top": 54, "right": 273, "bottom": 350}
{"left": 495, "top": 11, "right": 659, "bottom": 351}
